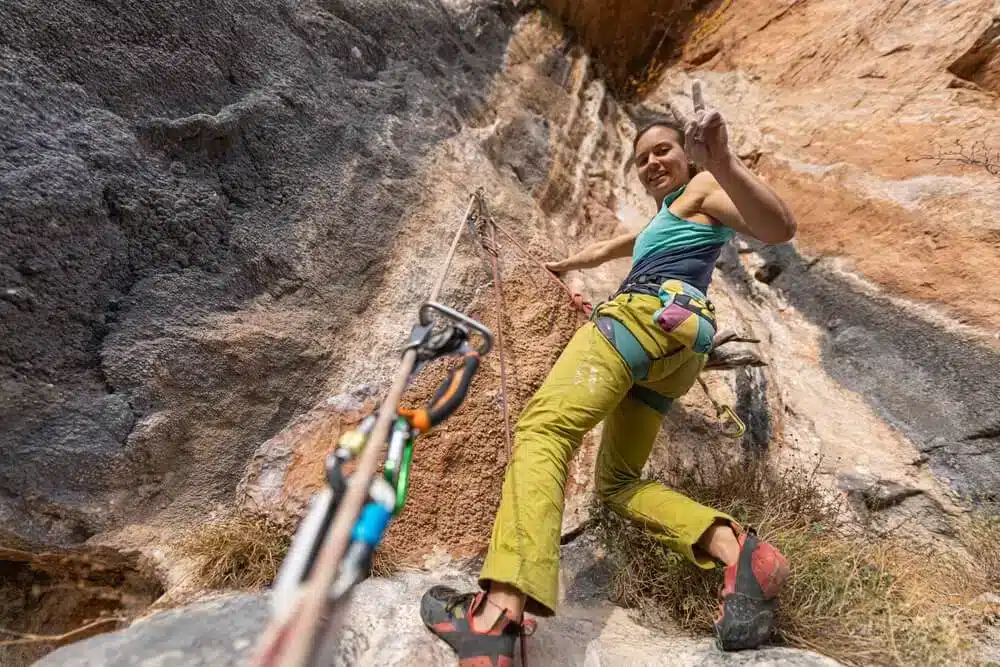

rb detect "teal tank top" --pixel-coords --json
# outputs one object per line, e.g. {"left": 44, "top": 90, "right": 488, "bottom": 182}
{"left": 619, "top": 186, "right": 735, "bottom": 296}
{"left": 632, "top": 186, "right": 735, "bottom": 262}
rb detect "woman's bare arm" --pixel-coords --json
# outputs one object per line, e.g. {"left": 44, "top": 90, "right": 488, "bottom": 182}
{"left": 545, "top": 231, "right": 637, "bottom": 272}
{"left": 674, "top": 81, "right": 797, "bottom": 244}
{"left": 692, "top": 166, "right": 797, "bottom": 243}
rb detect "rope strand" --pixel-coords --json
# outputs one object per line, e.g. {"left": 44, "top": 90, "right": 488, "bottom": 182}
{"left": 474, "top": 193, "right": 513, "bottom": 457}
{"left": 251, "top": 192, "right": 479, "bottom": 667}
{"left": 490, "top": 220, "right": 593, "bottom": 318}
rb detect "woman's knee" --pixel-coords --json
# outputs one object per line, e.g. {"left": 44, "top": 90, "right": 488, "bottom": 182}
{"left": 508, "top": 421, "right": 583, "bottom": 488}
{"left": 595, "top": 464, "right": 640, "bottom": 506}
{"left": 514, "top": 388, "right": 596, "bottom": 460}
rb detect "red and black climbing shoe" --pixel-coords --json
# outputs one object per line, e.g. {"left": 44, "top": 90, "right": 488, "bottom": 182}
{"left": 713, "top": 528, "right": 789, "bottom": 651}
{"left": 420, "top": 585, "right": 535, "bottom": 667}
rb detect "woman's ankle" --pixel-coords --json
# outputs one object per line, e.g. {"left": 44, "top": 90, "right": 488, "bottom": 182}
{"left": 472, "top": 582, "right": 527, "bottom": 630}
{"left": 697, "top": 520, "right": 741, "bottom": 566}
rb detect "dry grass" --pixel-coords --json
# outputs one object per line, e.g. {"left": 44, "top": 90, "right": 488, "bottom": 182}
{"left": 960, "top": 511, "right": 1000, "bottom": 574}
{"left": 180, "top": 514, "right": 293, "bottom": 590}
{"left": 595, "top": 456, "right": 1000, "bottom": 666}
{"left": 370, "top": 539, "right": 402, "bottom": 579}
{"left": 180, "top": 512, "right": 403, "bottom": 591}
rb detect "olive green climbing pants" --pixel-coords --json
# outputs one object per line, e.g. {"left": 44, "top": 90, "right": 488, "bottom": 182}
{"left": 479, "top": 290, "right": 735, "bottom": 617}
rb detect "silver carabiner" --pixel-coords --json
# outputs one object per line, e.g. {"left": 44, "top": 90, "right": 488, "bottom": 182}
{"left": 418, "top": 301, "right": 494, "bottom": 355}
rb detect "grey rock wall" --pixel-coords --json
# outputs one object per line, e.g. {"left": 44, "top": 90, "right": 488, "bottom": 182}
{"left": 0, "top": 0, "right": 514, "bottom": 547}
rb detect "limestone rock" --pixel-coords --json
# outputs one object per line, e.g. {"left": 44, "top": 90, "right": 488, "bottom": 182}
{"left": 0, "top": 0, "right": 515, "bottom": 548}
{"left": 483, "top": 112, "right": 553, "bottom": 190}
{"left": 36, "top": 570, "right": 841, "bottom": 667}
{"left": 8, "top": 0, "right": 1000, "bottom": 663}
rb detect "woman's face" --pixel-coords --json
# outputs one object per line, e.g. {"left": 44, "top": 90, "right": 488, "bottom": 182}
{"left": 634, "top": 125, "right": 689, "bottom": 203}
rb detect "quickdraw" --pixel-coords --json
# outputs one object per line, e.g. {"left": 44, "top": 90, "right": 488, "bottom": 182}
{"left": 269, "top": 302, "right": 492, "bottom": 618}
{"left": 251, "top": 196, "right": 493, "bottom": 667}
{"left": 697, "top": 375, "right": 747, "bottom": 439}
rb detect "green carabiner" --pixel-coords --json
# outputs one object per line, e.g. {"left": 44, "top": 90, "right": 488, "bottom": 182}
{"left": 393, "top": 439, "right": 415, "bottom": 515}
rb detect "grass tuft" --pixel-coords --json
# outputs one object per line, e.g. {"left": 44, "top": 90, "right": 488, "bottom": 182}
{"left": 180, "top": 514, "right": 292, "bottom": 590}
{"left": 595, "top": 455, "right": 999, "bottom": 666}
{"left": 180, "top": 511, "right": 403, "bottom": 591}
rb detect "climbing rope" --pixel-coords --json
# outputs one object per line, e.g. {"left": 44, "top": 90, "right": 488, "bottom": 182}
{"left": 467, "top": 192, "right": 592, "bottom": 456}
{"left": 491, "top": 219, "right": 594, "bottom": 318}
{"left": 252, "top": 194, "right": 494, "bottom": 667}
{"left": 470, "top": 191, "right": 514, "bottom": 457}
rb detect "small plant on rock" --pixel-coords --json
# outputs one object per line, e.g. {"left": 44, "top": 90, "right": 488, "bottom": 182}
{"left": 180, "top": 511, "right": 402, "bottom": 591}
{"left": 180, "top": 513, "right": 292, "bottom": 591}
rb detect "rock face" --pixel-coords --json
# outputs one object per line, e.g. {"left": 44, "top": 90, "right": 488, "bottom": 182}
{"left": 5, "top": 0, "right": 1000, "bottom": 664}
{"left": 0, "top": 546, "right": 163, "bottom": 667}
{"left": 234, "top": 13, "right": 620, "bottom": 566}
{"left": 0, "top": 0, "right": 514, "bottom": 548}
{"left": 36, "top": 566, "right": 840, "bottom": 667}
{"left": 655, "top": 0, "right": 1000, "bottom": 511}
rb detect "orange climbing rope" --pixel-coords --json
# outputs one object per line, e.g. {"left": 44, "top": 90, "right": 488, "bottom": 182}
{"left": 470, "top": 198, "right": 599, "bottom": 457}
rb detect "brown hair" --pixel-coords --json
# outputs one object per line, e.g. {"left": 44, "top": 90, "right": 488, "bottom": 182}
{"left": 632, "top": 118, "right": 686, "bottom": 152}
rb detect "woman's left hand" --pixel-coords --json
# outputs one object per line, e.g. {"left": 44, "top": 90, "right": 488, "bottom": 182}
{"left": 670, "top": 80, "right": 733, "bottom": 172}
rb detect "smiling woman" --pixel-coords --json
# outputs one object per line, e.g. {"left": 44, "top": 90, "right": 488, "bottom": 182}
{"left": 418, "top": 80, "right": 800, "bottom": 664}
{"left": 633, "top": 119, "right": 698, "bottom": 187}
{"left": 626, "top": 123, "right": 737, "bottom": 299}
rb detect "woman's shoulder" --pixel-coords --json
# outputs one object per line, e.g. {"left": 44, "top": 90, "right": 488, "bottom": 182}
{"left": 669, "top": 172, "right": 723, "bottom": 223}
{"left": 686, "top": 170, "right": 721, "bottom": 196}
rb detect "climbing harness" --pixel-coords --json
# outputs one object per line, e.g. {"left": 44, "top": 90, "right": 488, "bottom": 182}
{"left": 491, "top": 216, "right": 756, "bottom": 440}
{"left": 250, "top": 195, "right": 494, "bottom": 667}
{"left": 496, "top": 207, "right": 753, "bottom": 438}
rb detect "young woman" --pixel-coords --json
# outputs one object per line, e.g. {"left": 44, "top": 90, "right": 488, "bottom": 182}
{"left": 421, "top": 82, "right": 798, "bottom": 664}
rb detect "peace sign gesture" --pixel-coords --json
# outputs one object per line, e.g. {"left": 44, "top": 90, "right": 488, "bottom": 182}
{"left": 668, "top": 80, "right": 732, "bottom": 172}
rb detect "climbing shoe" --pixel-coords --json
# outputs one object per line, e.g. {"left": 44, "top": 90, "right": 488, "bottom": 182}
{"left": 713, "top": 528, "right": 789, "bottom": 651}
{"left": 420, "top": 585, "right": 535, "bottom": 667}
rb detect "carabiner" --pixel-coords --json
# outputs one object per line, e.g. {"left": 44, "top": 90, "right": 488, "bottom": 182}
{"left": 718, "top": 405, "right": 747, "bottom": 439}
{"left": 418, "top": 301, "right": 494, "bottom": 355}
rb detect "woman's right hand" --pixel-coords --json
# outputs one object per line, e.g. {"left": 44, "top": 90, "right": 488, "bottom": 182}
{"left": 545, "top": 232, "right": 637, "bottom": 274}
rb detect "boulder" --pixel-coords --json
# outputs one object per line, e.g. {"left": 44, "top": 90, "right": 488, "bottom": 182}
{"left": 36, "top": 569, "right": 841, "bottom": 667}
